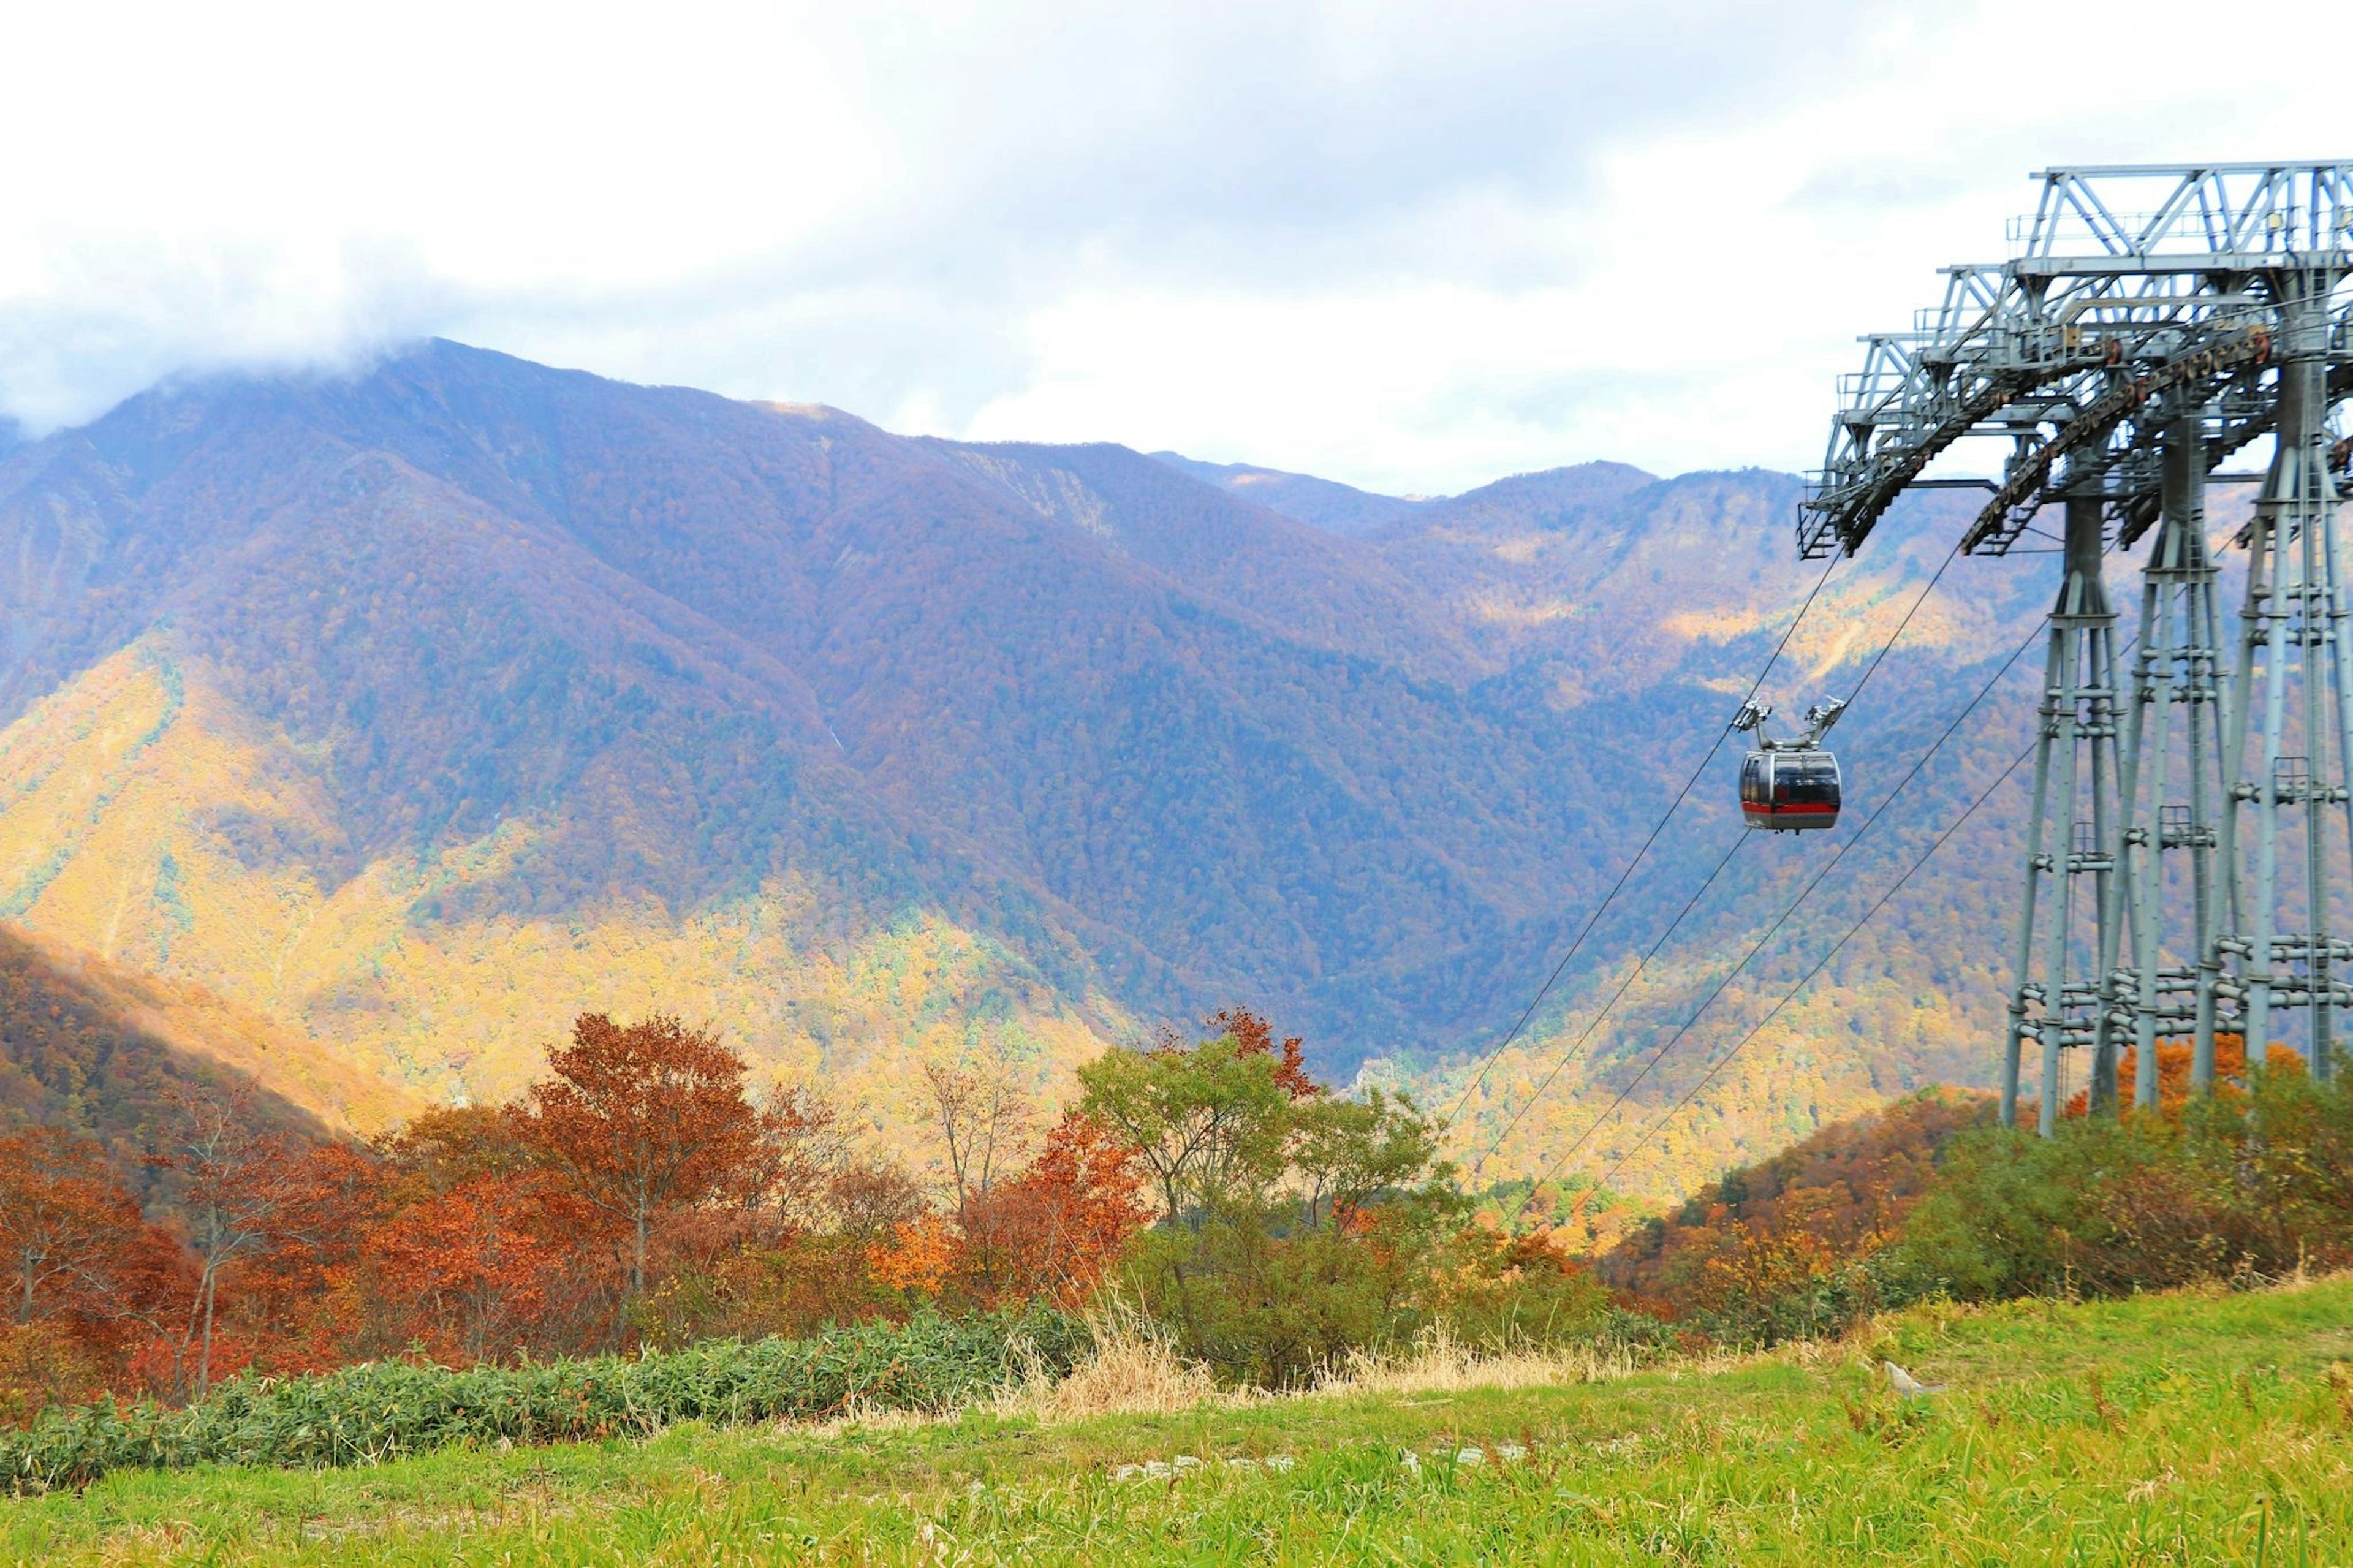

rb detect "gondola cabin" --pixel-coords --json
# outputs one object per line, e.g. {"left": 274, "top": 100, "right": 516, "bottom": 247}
{"left": 1740, "top": 747, "right": 1842, "bottom": 831}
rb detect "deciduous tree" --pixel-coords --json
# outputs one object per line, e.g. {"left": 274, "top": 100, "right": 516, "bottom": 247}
{"left": 509, "top": 1014, "right": 763, "bottom": 1322}
{"left": 158, "top": 1089, "right": 308, "bottom": 1398}
{"left": 959, "top": 1110, "right": 1150, "bottom": 1308}
{"left": 1077, "top": 1032, "right": 1293, "bottom": 1224}
{"left": 917, "top": 1055, "right": 1033, "bottom": 1219}
{"left": 0, "top": 1129, "right": 137, "bottom": 1330}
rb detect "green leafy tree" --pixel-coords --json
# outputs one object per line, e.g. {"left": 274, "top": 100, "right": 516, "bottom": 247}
{"left": 1082, "top": 1013, "right": 1472, "bottom": 1385}
{"left": 1075, "top": 1032, "right": 1294, "bottom": 1224}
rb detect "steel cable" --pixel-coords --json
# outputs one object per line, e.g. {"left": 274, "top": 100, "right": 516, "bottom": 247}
{"left": 1537, "top": 621, "right": 2134, "bottom": 1216}
{"left": 1472, "top": 532, "right": 1966, "bottom": 1178}
{"left": 1465, "top": 831, "right": 1751, "bottom": 1174}
{"left": 1575, "top": 740, "right": 2034, "bottom": 1206}
{"left": 1440, "top": 550, "right": 1843, "bottom": 1131}
{"left": 1510, "top": 611, "right": 2047, "bottom": 1212}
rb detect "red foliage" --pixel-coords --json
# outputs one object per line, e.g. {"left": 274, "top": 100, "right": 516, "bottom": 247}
{"left": 0, "top": 1127, "right": 197, "bottom": 1412}
{"left": 957, "top": 1110, "right": 1152, "bottom": 1308}
{"left": 1, "top": 1129, "right": 145, "bottom": 1337}
{"left": 1600, "top": 1089, "right": 1990, "bottom": 1321}
{"left": 508, "top": 1013, "right": 765, "bottom": 1311}
{"left": 1, "top": 1012, "right": 1160, "bottom": 1409}
{"left": 1204, "top": 1006, "right": 1322, "bottom": 1100}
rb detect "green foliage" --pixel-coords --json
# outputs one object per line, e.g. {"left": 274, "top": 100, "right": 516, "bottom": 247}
{"left": 1082, "top": 1024, "right": 1483, "bottom": 1386}
{"left": 7, "top": 1279, "right": 2349, "bottom": 1565}
{"left": 1590, "top": 1075, "right": 2353, "bottom": 1349}
{"left": 0, "top": 1308, "right": 1086, "bottom": 1496}
{"left": 1121, "top": 1211, "right": 1421, "bottom": 1387}
{"left": 1291, "top": 1088, "right": 1447, "bottom": 1229}
{"left": 1421, "top": 1230, "right": 1623, "bottom": 1355}
{"left": 1888, "top": 1067, "right": 2353, "bottom": 1303}
{"left": 1075, "top": 1036, "right": 1295, "bottom": 1223}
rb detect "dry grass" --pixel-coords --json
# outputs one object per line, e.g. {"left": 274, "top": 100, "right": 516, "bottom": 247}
{"left": 991, "top": 1308, "right": 1228, "bottom": 1422}
{"left": 990, "top": 1313, "right": 1651, "bottom": 1427}
{"left": 1313, "top": 1324, "right": 1646, "bottom": 1399}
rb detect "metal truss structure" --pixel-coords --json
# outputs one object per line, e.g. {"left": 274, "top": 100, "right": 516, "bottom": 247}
{"left": 1800, "top": 164, "right": 2353, "bottom": 1131}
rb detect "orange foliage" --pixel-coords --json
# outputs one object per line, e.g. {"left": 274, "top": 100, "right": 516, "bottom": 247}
{"left": 0, "top": 1128, "right": 161, "bottom": 1345}
{"left": 509, "top": 1013, "right": 765, "bottom": 1309}
{"left": 959, "top": 1111, "right": 1152, "bottom": 1308}
{"left": 365, "top": 1174, "right": 564, "bottom": 1364}
{"left": 0, "top": 1129, "right": 188, "bottom": 1417}
{"left": 0, "top": 1009, "right": 1158, "bottom": 1412}
{"left": 868, "top": 1213, "right": 959, "bottom": 1295}
{"left": 2061, "top": 1034, "right": 2300, "bottom": 1118}
{"left": 1601, "top": 1089, "right": 1988, "bottom": 1321}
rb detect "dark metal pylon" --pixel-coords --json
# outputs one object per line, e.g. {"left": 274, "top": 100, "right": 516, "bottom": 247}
{"left": 2102, "top": 417, "right": 2235, "bottom": 1112}
{"left": 2003, "top": 492, "right": 2121, "bottom": 1135}
{"left": 2205, "top": 287, "right": 2352, "bottom": 1087}
{"left": 1802, "top": 162, "right": 2352, "bottom": 1131}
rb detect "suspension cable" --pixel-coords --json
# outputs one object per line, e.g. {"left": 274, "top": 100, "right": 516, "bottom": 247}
{"left": 1504, "top": 551, "right": 2036, "bottom": 1214}
{"left": 1466, "top": 831, "right": 1750, "bottom": 1173}
{"left": 1577, "top": 739, "right": 2034, "bottom": 1205}
{"left": 1547, "top": 621, "right": 2139, "bottom": 1216}
{"left": 1440, "top": 550, "right": 1843, "bottom": 1128}
{"left": 1474, "top": 532, "right": 1965, "bottom": 1176}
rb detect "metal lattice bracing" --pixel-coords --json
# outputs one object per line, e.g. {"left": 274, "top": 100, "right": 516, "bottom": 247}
{"left": 1802, "top": 162, "right": 2353, "bottom": 1129}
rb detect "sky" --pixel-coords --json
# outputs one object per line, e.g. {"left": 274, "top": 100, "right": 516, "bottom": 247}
{"left": 2, "top": 0, "right": 2349, "bottom": 496}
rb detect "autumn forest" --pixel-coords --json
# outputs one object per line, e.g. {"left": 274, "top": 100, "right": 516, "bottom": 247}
{"left": 0, "top": 346, "right": 2349, "bottom": 1506}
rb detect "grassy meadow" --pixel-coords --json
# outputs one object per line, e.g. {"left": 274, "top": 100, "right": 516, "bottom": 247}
{"left": 3, "top": 1277, "right": 2347, "bottom": 1566}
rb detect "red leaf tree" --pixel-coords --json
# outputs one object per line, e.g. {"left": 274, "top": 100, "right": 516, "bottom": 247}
{"left": 507, "top": 1014, "right": 763, "bottom": 1328}
{"left": 958, "top": 1111, "right": 1150, "bottom": 1308}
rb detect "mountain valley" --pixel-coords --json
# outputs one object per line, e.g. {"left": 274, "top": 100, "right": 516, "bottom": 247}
{"left": 0, "top": 341, "right": 2091, "bottom": 1196}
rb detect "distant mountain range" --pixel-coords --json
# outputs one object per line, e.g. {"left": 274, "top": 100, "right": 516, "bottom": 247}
{"left": 0, "top": 341, "right": 2072, "bottom": 1195}
{"left": 1144, "top": 452, "right": 1433, "bottom": 536}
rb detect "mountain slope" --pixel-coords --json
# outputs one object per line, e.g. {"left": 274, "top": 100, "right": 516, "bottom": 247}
{"left": 0, "top": 341, "right": 2072, "bottom": 1194}
{"left": 0, "top": 346, "right": 1608, "bottom": 1097}
{"left": 0, "top": 921, "right": 390, "bottom": 1196}
{"left": 1146, "top": 451, "right": 1430, "bottom": 536}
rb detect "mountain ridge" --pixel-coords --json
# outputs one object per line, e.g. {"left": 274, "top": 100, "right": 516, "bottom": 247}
{"left": 0, "top": 339, "right": 2059, "bottom": 1195}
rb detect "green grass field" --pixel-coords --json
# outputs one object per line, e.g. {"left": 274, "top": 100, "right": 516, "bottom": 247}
{"left": 6, "top": 1279, "right": 2349, "bottom": 1565}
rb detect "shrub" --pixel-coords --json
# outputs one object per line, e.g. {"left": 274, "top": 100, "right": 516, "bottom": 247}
{"left": 0, "top": 1307, "right": 1086, "bottom": 1494}
{"left": 0, "top": 1325, "right": 102, "bottom": 1430}
{"left": 1887, "top": 1066, "right": 2353, "bottom": 1301}
{"left": 1423, "top": 1228, "right": 1616, "bottom": 1353}
{"left": 1123, "top": 1213, "right": 1424, "bottom": 1387}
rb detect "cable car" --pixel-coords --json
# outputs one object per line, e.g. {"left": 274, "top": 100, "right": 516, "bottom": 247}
{"left": 1733, "top": 697, "right": 1847, "bottom": 832}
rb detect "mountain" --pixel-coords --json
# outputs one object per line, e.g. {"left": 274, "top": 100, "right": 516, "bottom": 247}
{"left": 0, "top": 923, "right": 393, "bottom": 1194}
{"left": 1146, "top": 452, "right": 1431, "bottom": 536}
{"left": 0, "top": 341, "right": 2072, "bottom": 1195}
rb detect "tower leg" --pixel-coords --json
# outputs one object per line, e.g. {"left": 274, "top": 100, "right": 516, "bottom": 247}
{"left": 2018, "top": 494, "right": 2116, "bottom": 1136}
{"left": 2121, "top": 419, "right": 2230, "bottom": 1112}
{"left": 2003, "top": 622, "right": 2064, "bottom": 1131}
{"left": 2215, "top": 279, "right": 2348, "bottom": 1086}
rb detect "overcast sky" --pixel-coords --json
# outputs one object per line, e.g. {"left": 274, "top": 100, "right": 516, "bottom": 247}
{"left": 2, "top": 1, "right": 2347, "bottom": 494}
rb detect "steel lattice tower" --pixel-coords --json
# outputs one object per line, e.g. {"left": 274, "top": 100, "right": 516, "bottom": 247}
{"left": 2106, "top": 417, "right": 2233, "bottom": 1111}
{"left": 1800, "top": 163, "right": 2353, "bottom": 1129}
{"left": 2218, "top": 281, "right": 2352, "bottom": 1085}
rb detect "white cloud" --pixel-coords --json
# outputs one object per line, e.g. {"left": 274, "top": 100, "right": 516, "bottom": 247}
{"left": 1, "top": 0, "right": 2347, "bottom": 492}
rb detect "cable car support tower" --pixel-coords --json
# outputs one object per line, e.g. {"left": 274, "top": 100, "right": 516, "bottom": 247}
{"left": 1800, "top": 162, "right": 2353, "bottom": 1130}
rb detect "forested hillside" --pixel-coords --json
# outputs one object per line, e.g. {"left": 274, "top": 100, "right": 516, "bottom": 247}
{"left": 0, "top": 926, "right": 379, "bottom": 1184}
{"left": 0, "top": 341, "right": 2101, "bottom": 1195}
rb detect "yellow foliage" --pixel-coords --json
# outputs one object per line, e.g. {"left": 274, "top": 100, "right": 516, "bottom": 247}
{"left": 0, "top": 643, "right": 1121, "bottom": 1151}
